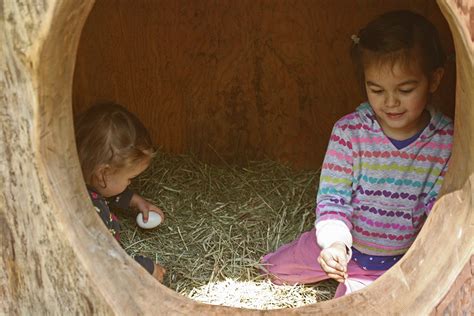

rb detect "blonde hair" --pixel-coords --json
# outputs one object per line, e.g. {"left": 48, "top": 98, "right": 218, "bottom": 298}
{"left": 74, "top": 103, "right": 155, "bottom": 183}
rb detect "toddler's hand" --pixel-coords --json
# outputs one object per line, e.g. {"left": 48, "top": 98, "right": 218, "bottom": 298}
{"left": 130, "top": 193, "right": 165, "bottom": 223}
{"left": 317, "top": 242, "right": 349, "bottom": 283}
{"left": 152, "top": 263, "right": 166, "bottom": 283}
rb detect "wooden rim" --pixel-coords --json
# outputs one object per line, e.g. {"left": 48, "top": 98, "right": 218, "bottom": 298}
{"left": 1, "top": 0, "right": 471, "bottom": 314}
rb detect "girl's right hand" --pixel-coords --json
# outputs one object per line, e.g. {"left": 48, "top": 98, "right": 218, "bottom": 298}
{"left": 153, "top": 263, "right": 166, "bottom": 283}
{"left": 317, "top": 242, "right": 349, "bottom": 283}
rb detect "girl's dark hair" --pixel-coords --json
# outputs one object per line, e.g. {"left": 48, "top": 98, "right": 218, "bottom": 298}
{"left": 351, "top": 10, "right": 446, "bottom": 89}
{"left": 74, "top": 103, "right": 155, "bottom": 183}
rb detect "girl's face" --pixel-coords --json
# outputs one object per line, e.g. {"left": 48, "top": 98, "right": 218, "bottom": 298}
{"left": 364, "top": 60, "right": 443, "bottom": 140}
{"left": 92, "top": 158, "right": 150, "bottom": 198}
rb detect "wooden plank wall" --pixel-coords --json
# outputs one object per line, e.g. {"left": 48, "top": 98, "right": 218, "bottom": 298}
{"left": 73, "top": 0, "right": 456, "bottom": 169}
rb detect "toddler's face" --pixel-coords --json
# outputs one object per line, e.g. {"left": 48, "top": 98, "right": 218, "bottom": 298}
{"left": 364, "top": 60, "right": 442, "bottom": 140}
{"left": 98, "top": 158, "right": 150, "bottom": 198}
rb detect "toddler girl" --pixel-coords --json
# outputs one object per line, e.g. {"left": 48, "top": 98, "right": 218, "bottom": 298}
{"left": 262, "top": 10, "right": 454, "bottom": 297}
{"left": 75, "top": 103, "right": 166, "bottom": 282}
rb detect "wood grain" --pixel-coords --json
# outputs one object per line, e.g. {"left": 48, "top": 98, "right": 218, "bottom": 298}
{"left": 73, "top": 0, "right": 456, "bottom": 168}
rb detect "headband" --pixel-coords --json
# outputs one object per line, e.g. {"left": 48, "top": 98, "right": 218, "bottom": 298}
{"left": 351, "top": 34, "right": 360, "bottom": 44}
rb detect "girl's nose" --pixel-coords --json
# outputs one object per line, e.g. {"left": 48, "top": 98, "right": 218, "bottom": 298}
{"left": 385, "top": 94, "right": 400, "bottom": 108}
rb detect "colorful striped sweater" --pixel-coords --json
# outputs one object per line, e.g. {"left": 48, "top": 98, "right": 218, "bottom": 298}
{"left": 315, "top": 103, "right": 453, "bottom": 256}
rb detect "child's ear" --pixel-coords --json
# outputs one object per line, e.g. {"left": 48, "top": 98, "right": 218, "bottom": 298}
{"left": 92, "top": 164, "right": 110, "bottom": 188}
{"left": 429, "top": 67, "right": 445, "bottom": 93}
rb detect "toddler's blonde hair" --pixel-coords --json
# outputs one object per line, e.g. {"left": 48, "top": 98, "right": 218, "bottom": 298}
{"left": 74, "top": 103, "right": 155, "bottom": 183}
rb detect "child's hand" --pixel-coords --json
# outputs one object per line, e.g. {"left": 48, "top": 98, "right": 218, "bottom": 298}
{"left": 152, "top": 263, "right": 166, "bottom": 283}
{"left": 317, "top": 242, "right": 349, "bottom": 283}
{"left": 130, "top": 193, "right": 165, "bottom": 223}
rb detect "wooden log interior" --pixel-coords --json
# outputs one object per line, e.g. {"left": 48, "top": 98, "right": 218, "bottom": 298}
{"left": 73, "top": 0, "right": 456, "bottom": 168}
{"left": 0, "top": 0, "right": 472, "bottom": 314}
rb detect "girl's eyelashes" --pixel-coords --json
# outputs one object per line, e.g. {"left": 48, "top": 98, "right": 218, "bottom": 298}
{"left": 368, "top": 88, "right": 415, "bottom": 94}
{"left": 369, "top": 89, "right": 384, "bottom": 94}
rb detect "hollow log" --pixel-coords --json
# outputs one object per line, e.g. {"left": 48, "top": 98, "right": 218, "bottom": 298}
{"left": 0, "top": 0, "right": 472, "bottom": 314}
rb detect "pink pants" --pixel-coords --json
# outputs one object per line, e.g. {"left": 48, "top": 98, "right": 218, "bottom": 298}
{"left": 261, "top": 228, "right": 385, "bottom": 298}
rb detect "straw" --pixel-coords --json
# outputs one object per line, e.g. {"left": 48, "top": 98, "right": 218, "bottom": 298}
{"left": 116, "top": 150, "right": 337, "bottom": 309}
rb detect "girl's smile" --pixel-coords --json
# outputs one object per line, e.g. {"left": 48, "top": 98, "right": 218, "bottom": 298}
{"left": 385, "top": 112, "right": 405, "bottom": 120}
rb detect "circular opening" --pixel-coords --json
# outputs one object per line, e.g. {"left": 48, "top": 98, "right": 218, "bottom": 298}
{"left": 30, "top": 0, "right": 471, "bottom": 313}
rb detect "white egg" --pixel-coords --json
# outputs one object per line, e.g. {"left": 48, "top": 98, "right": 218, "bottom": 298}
{"left": 136, "top": 211, "right": 162, "bottom": 229}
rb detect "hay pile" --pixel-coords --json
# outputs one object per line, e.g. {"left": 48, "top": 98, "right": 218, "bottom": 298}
{"left": 187, "top": 279, "right": 332, "bottom": 309}
{"left": 119, "top": 150, "right": 337, "bottom": 309}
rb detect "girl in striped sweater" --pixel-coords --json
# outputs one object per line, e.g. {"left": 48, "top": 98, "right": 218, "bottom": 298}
{"left": 261, "top": 10, "right": 453, "bottom": 297}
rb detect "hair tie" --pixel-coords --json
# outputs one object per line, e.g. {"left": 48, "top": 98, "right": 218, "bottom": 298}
{"left": 351, "top": 34, "right": 360, "bottom": 45}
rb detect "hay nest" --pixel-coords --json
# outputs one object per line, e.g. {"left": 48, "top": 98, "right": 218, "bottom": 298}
{"left": 118, "top": 150, "right": 337, "bottom": 309}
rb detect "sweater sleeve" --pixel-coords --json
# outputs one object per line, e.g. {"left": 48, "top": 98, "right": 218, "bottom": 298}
{"left": 420, "top": 117, "right": 453, "bottom": 216}
{"left": 315, "top": 122, "right": 354, "bottom": 230}
{"left": 315, "top": 219, "right": 353, "bottom": 251}
{"left": 424, "top": 161, "right": 449, "bottom": 215}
